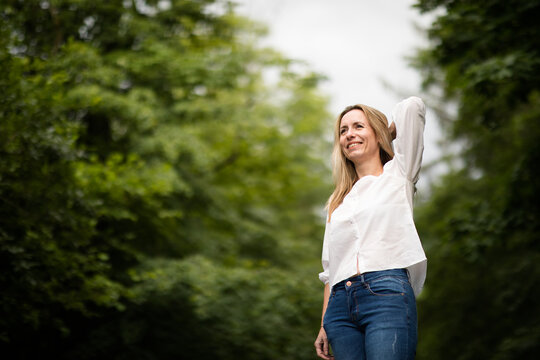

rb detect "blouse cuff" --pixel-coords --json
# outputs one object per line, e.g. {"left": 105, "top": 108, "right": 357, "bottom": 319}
{"left": 318, "top": 270, "right": 330, "bottom": 285}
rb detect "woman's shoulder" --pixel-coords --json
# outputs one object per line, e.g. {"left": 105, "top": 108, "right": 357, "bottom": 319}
{"left": 382, "top": 157, "right": 412, "bottom": 183}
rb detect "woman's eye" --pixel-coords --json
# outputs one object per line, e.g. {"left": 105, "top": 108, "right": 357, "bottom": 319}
{"left": 356, "top": 124, "right": 364, "bottom": 129}
{"left": 340, "top": 129, "right": 347, "bottom": 135}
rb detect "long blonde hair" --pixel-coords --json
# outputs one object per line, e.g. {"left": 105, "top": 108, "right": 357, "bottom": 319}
{"left": 326, "top": 104, "right": 394, "bottom": 220}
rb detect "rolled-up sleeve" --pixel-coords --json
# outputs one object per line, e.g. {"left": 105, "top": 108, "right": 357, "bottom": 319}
{"left": 318, "top": 218, "right": 330, "bottom": 285}
{"left": 391, "top": 96, "right": 426, "bottom": 184}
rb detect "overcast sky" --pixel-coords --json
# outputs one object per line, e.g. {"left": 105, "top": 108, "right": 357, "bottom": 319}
{"left": 234, "top": 0, "right": 441, "bottom": 186}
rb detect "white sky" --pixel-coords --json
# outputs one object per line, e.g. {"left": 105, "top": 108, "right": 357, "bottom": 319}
{"left": 234, "top": 0, "right": 442, "bottom": 186}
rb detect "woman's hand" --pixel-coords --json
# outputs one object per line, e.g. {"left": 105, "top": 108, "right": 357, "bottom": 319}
{"left": 314, "top": 327, "right": 334, "bottom": 359}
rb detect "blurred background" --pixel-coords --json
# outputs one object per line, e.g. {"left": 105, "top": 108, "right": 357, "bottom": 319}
{"left": 0, "top": 0, "right": 538, "bottom": 359}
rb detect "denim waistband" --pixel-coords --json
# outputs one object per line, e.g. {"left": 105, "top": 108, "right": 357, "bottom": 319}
{"left": 332, "top": 268, "right": 408, "bottom": 292}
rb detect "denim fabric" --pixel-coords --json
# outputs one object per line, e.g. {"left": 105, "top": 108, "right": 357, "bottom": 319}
{"left": 323, "top": 269, "right": 417, "bottom": 360}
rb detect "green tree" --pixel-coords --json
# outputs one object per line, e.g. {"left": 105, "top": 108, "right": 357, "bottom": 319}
{"left": 413, "top": 0, "right": 540, "bottom": 358}
{"left": 0, "top": 0, "right": 331, "bottom": 358}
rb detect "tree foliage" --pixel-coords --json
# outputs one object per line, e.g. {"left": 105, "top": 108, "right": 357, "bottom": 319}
{"left": 0, "top": 1, "right": 331, "bottom": 358}
{"left": 413, "top": 1, "right": 540, "bottom": 358}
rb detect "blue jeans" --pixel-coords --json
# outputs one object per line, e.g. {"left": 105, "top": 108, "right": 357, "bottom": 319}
{"left": 323, "top": 269, "right": 417, "bottom": 360}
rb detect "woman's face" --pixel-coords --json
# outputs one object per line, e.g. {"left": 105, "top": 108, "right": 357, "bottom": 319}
{"left": 339, "top": 109, "right": 380, "bottom": 165}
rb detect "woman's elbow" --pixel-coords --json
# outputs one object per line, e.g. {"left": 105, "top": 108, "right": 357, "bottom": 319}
{"left": 404, "top": 96, "right": 426, "bottom": 116}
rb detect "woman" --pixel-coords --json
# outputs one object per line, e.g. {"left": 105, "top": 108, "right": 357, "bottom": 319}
{"left": 314, "top": 97, "right": 427, "bottom": 360}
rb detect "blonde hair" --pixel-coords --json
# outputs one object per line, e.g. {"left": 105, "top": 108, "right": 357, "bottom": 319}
{"left": 326, "top": 104, "right": 394, "bottom": 220}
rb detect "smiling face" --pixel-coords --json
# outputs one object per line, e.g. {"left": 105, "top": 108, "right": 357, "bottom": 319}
{"left": 339, "top": 109, "right": 381, "bottom": 166}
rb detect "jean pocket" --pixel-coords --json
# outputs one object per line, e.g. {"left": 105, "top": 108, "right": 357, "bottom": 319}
{"left": 323, "top": 291, "right": 337, "bottom": 327}
{"left": 326, "top": 290, "right": 337, "bottom": 308}
{"left": 366, "top": 276, "right": 406, "bottom": 296}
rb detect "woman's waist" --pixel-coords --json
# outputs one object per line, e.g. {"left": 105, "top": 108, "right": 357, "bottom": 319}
{"left": 332, "top": 268, "right": 409, "bottom": 291}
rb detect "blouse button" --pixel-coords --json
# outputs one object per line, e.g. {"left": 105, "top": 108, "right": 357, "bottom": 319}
{"left": 346, "top": 281, "right": 352, "bottom": 287}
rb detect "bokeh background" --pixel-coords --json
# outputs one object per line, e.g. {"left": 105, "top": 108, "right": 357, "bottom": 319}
{"left": 1, "top": 0, "right": 539, "bottom": 359}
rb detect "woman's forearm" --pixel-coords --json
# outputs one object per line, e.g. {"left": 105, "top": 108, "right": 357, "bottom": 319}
{"left": 321, "top": 283, "right": 331, "bottom": 326}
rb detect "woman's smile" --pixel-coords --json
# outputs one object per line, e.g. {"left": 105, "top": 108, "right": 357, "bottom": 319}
{"left": 346, "top": 141, "right": 363, "bottom": 149}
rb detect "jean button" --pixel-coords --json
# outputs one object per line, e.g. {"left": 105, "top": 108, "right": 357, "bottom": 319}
{"left": 346, "top": 281, "right": 352, "bottom": 287}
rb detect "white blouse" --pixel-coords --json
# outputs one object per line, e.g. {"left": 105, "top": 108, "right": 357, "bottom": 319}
{"left": 319, "top": 96, "right": 427, "bottom": 297}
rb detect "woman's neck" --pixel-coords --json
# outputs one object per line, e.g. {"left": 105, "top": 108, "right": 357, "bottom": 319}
{"left": 354, "top": 158, "right": 383, "bottom": 179}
